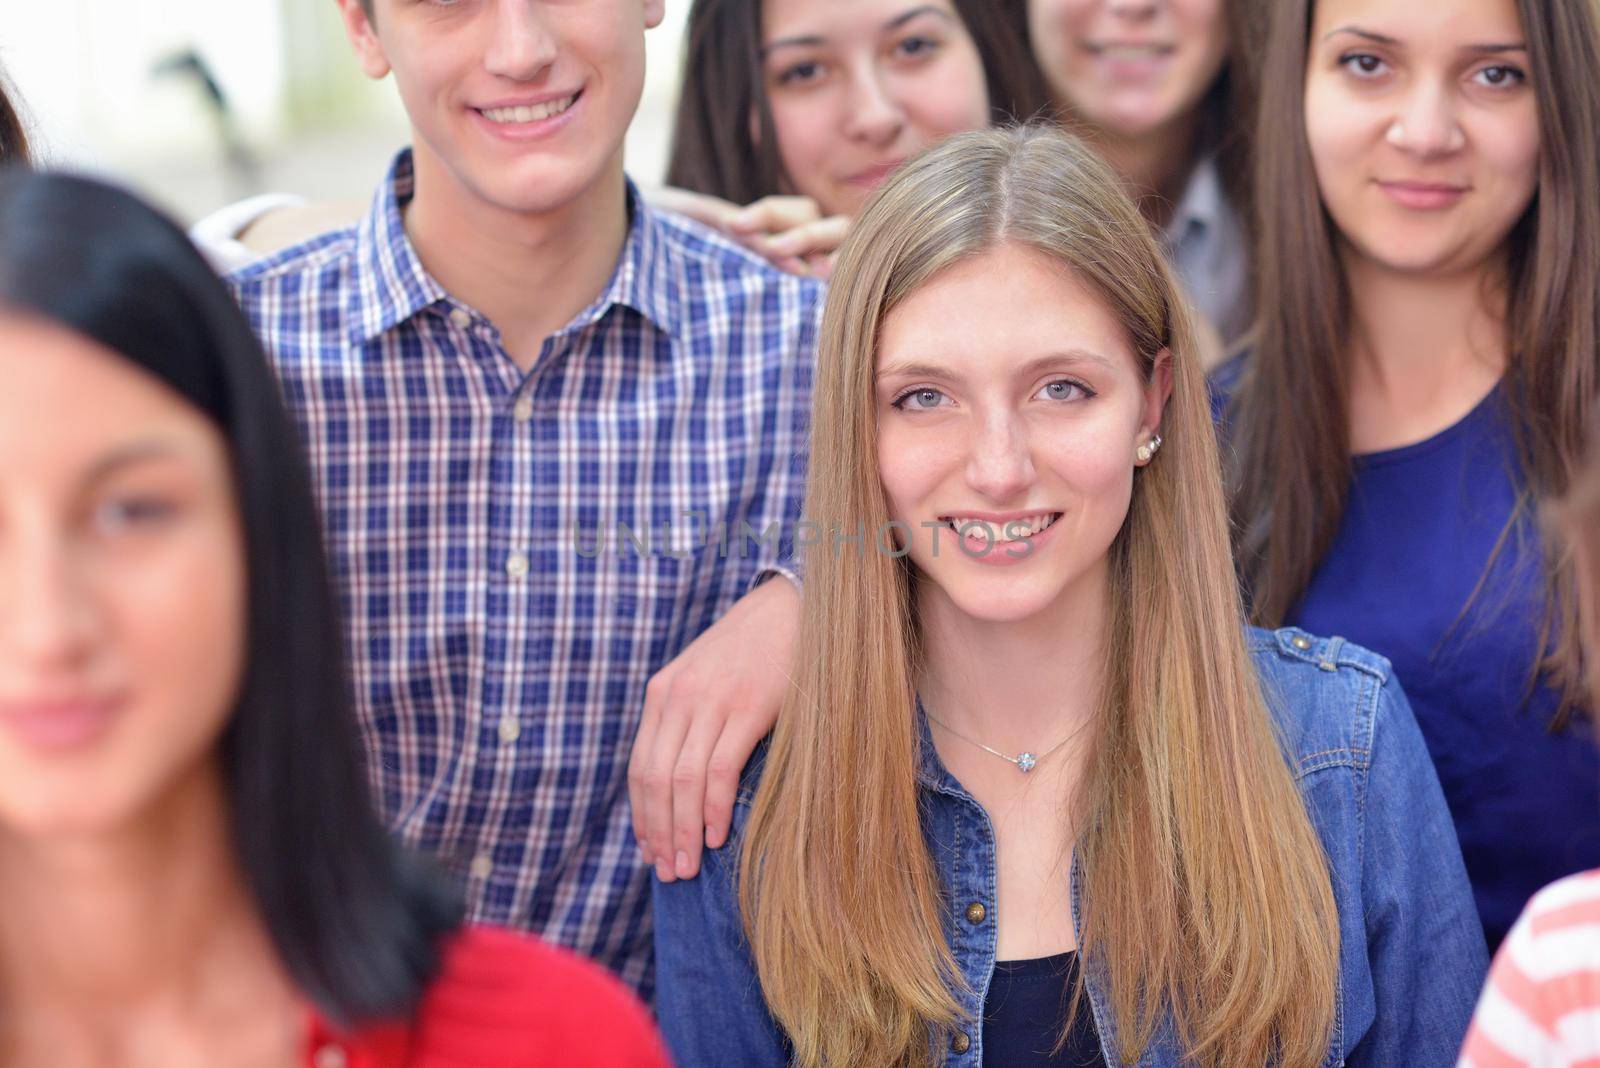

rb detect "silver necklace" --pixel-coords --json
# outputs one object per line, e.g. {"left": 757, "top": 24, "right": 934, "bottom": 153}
{"left": 923, "top": 711, "right": 1078, "bottom": 774}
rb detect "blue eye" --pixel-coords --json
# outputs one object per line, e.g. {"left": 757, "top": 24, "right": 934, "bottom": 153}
{"left": 1037, "top": 380, "right": 1092, "bottom": 402}
{"left": 892, "top": 387, "right": 949, "bottom": 411}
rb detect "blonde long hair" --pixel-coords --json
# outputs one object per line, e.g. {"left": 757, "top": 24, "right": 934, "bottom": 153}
{"left": 739, "top": 126, "right": 1340, "bottom": 1068}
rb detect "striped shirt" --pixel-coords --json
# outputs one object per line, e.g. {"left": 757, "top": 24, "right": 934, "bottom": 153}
{"left": 229, "top": 149, "right": 822, "bottom": 994}
{"left": 1461, "top": 869, "right": 1600, "bottom": 1067}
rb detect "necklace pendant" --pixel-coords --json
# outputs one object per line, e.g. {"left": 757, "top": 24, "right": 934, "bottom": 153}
{"left": 1016, "top": 752, "right": 1037, "bottom": 773}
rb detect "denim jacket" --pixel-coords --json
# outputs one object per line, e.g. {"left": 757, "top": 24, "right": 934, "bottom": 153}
{"left": 654, "top": 627, "right": 1488, "bottom": 1067}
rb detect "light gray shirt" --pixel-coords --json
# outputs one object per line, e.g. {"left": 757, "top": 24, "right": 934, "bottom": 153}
{"left": 1161, "top": 155, "right": 1251, "bottom": 346}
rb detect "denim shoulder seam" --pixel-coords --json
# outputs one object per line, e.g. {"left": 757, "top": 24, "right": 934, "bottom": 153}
{"left": 1350, "top": 666, "right": 1381, "bottom": 873}
{"left": 1293, "top": 746, "right": 1370, "bottom": 779}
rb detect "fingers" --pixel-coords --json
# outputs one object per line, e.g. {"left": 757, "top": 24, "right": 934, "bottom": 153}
{"left": 703, "top": 711, "right": 769, "bottom": 851}
{"left": 759, "top": 215, "right": 851, "bottom": 263}
{"left": 630, "top": 668, "right": 691, "bottom": 880}
{"left": 667, "top": 705, "right": 729, "bottom": 881}
{"left": 727, "top": 195, "right": 822, "bottom": 237}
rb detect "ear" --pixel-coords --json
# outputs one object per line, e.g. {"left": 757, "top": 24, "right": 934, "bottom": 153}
{"left": 643, "top": 0, "right": 666, "bottom": 31}
{"left": 1139, "top": 347, "right": 1175, "bottom": 441}
{"left": 334, "top": 0, "right": 392, "bottom": 80}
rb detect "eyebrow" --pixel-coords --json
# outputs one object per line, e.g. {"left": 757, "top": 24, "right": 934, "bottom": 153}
{"left": 762, "top": 4, "right": 953, "bottom": 57}
{"left": 82, "top": 441, "right": 187, "bottom": 485}
{"left": 1321, "top": 25, "right": 1527, "bottom": 53}
{"left": 877, "top": 350, "right": 1117, "bottom": 383}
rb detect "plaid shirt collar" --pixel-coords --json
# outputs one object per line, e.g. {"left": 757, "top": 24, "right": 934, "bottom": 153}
{"left": 347, "top": 148, "right": 681, "bottom": 347}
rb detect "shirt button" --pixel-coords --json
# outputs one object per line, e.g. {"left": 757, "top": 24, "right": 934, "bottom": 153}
{"left": 512, "top": 396, "right": 534, "bottom": 423}
{"left": 964, "top": 902, "right": 987, "bottom": 925}
{"left": 498, "top": 714, "right": 521, "bottom": 744}
{"left": 951, "top": 1030, "right": 971, "bottom": 1054}
{"left": 505, "top": 551, "right": 530, "bottom": 578}
{"left": 470, "top": 852, "right": 493, "bottom": 881}
{"left": 312, "top": 1045, "right": 347, "bottom": 1068}
{"left": 1291, "top": 635, "right": 1312, "bottom": 650}
{"left": 449, "top": 307, "right": 472, "bottom": 329}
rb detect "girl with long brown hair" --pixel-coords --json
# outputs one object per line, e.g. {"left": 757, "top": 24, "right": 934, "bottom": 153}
{"left": 1002, "top": 0, "right": 1259, "bottom": 355}
{"left": 654, "top": 126, "right": 1485, "bottom": 1068}
{"left": 661, "top": 0, "right": 1047, "bottom": 277}
{"left": 1221, "top": 0, "right": 1600, "bottom": 954}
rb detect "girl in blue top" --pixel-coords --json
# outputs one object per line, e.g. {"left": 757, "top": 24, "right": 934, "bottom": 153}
{"left": 1220, "top": 0, "right": 1600, "bottom": 953}
{"left": 654, "top": 126, "right": 1484, "bottom": 1068}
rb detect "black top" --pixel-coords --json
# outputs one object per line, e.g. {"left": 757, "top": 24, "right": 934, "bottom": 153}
{"left": 982, "top": 951, "right": 1108, "bottom": 1067}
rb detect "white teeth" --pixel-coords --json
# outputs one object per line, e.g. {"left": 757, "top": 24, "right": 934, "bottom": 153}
{"left": 481, "top": 95, "right": 577, "bottom": 124}
{"left": 944, "top": 514, "right": 1058, "bottom": 544}
{"left": 1096, "top": 44, "right": 1167, "bottom": 59}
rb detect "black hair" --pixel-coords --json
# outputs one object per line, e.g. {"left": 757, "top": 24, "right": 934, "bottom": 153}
{"left": 666, "top": 0, "right": 1051, "bottom": 206}
{"left": 0, "top": 72, "right": 30, "bottom": 166}
{"left": 0, "top": 169, "right": 462, "bottom": 1025}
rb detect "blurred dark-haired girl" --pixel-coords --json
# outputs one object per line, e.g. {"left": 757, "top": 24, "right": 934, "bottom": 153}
{"left": 0, "top": 171, "right": 667, "bottom": 1067}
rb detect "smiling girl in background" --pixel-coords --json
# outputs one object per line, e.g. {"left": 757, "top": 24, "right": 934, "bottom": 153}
{"left": 1007, "top": 0, "right": 1256, "bottom": 354}
{"left": 1221, "top": 0, "right": 1600, "bottom": 954}
{"left": 653, "top": 125, "right": 1484, "bottom": 1068}
{"left": 663, "top": 0, "right": 1046, "bottom": 277}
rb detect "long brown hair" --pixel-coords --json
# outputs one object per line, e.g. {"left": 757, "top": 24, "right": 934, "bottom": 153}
{"left": 0, "top": 70, "right": 29, "bottom": 166}
{"left": 740, "top": 126, "right": 1339, "bottom": 1068}
{"left": 666, "top": 0, "right": 1050, "bottom": 206}
{"left": 1227, "top": 0, "right": 1600, "bottom": 725}
{"left": 996, "top": 0, "right": 1261, "bottom": 232}
{"left": 1554, "top": 418, "right": 1600, "bottom": 709}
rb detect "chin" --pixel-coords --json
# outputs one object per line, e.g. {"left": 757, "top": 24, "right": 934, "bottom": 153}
{"left": 0, "top": 790, "right": 136, "bottom": 841}
{"left": 1349, "top": 234, "right": 1477, "bottom": 277}
{"left": 940, "top": 580, "right": 1062, "bottom": 626}
{"left": 1097, "top": 98, "right": 1180, "bottom": 141}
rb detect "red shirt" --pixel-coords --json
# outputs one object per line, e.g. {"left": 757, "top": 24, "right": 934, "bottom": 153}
{"left": 302, "top": 927, "right": 671, "bottom": 1067}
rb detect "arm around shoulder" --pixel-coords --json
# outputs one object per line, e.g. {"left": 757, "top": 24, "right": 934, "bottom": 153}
{"left": 1348, "top": 670, "right": 1489, "bottom": 1066}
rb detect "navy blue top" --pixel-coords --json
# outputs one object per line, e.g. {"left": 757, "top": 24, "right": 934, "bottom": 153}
{"left": 1216, "top": 364, "right": 1600, "bottom": 951}
{"left": 984, "top": 952, "right": 1106, "bottom": 1067}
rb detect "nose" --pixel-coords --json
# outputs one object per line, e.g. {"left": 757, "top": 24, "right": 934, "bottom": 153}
{"left": 964, "top": 410, "right": 1036, "bottom": 503}
{"left": 842, "top": 66, "right": 906, "bottom": 148}
{"left": 484, "top": 0, "right": 559, "bottom": 83}
{"left": 1386, "top": 80, "right": 1466, "bottom": 158}
{"left": 0, "top": 527, "right": 98, "bottom": 675}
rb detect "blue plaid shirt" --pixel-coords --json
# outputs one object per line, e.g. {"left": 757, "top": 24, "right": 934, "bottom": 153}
{"left": 229, "top": 150, "right": 821, "bottom": 993}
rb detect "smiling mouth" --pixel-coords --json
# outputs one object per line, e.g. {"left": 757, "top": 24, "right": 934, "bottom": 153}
{"left": 1086, "top": 43, "right": 1175, "bottom": 59}
{"left": 847, "top": 160, "right": 906, "bottom": 188}
{"left": 940, "top": 513, "right": 1063, "bottom": 546}
{"left": 477, "top": 93, "right": 580, "bottom": 125}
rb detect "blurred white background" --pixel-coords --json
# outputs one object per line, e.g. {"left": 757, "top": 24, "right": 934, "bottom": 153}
{"left": 4, "top": 0, "right": 691, "bottom": 223}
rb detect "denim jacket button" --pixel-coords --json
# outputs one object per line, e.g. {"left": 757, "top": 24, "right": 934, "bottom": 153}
{"left": 964, "top": 901, "right": 987, "bottom": 925}
{"left": 951, "top": 1030, "right": 971, "bottom": 1054}
{"left": 1292, "top": 635, "right": 1312, "bottom": 650}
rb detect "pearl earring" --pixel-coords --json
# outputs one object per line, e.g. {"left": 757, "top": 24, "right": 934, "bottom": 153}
{"left": 1136, "top": 434, "right": 1163, "bottom": 465}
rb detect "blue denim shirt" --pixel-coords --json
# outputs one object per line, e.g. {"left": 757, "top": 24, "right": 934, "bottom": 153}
{"left": 653, "top": 628, "right": 1488, "bottom": 1067}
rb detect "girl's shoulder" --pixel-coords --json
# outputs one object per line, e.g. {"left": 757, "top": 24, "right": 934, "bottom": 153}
{"left": 1245, "top": 625, "right": 1402, "bottom": 781}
